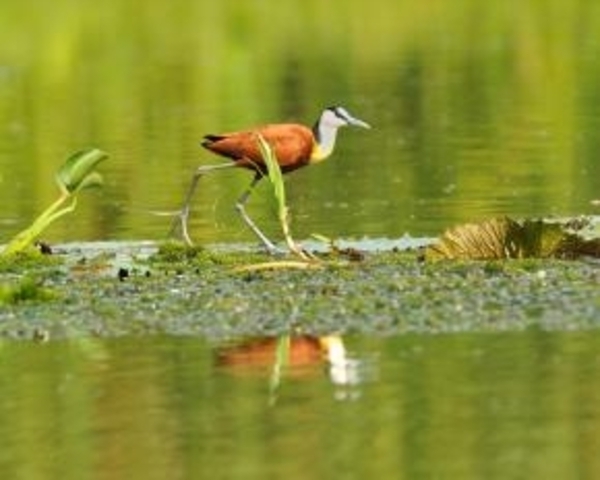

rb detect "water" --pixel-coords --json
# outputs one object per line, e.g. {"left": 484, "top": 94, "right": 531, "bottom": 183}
{"left": 1, "top": 332, "right": 600, "bottom": 479}
{"left": 1, "top": 1, "right": 599, "bottom": 246}
{"left": 2, "top": 3, "right": 600, "bottom": 477}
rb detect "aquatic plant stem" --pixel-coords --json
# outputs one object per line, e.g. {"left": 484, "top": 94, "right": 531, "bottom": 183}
{"left": 2, "top": 194, "right": 77, "bottom": 256}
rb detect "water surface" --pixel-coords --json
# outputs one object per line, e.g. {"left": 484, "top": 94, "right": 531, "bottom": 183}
{"left": 1, "top": 332, "right": 600, "bottom": 479}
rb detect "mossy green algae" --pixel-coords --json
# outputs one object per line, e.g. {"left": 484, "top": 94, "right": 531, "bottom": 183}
{"left": 0, "top": 242, "right": 597, "bottom": 340}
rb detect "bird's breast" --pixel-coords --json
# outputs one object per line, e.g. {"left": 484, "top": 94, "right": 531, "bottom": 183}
{"left": 309, "top": 143, "right": 332, "bottom": 164}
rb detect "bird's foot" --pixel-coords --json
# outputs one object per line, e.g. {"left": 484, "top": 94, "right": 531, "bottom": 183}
{"left": 168, "top": 210, "right": 194, "bottom": 246}
{"left": 284, "top": 239, "right": 317, "bottom": 261}
{"left": 262, "top": 242, "right": 287, "bottom": 256}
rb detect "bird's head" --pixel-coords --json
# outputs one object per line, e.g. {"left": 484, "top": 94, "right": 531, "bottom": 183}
{"left": 310, "top": 105, "right": 371, "bottom": 161}
{"left": 320, "top": 106, "right": 371, "bottom": 130}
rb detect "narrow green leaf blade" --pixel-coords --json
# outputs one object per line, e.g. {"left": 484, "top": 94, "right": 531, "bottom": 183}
{"left": 257, "top": 134, "right": 286, "bottom": 208}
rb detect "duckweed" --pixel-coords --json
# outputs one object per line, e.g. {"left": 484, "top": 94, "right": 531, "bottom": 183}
{"left": 0, "top": 241, "right": 597, "bottom": 340}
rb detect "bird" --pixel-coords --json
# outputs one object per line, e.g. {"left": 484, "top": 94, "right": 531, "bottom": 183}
{"left": 174, "top": 106, "right": 371, "bottom": 252}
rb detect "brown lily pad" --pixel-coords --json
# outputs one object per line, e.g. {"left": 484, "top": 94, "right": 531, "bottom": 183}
{"left": 426, "top": 216, "right": 600, "bottom": 261}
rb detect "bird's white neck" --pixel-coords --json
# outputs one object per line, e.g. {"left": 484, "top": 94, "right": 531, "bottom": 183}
{"left": 311, "top": 122, "right": 339, "bottom": 161}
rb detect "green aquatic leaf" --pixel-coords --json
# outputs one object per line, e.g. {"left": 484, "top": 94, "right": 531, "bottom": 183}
{"left": 255, "top": 134, "right": 310, "bottom": 260}
{"left": 56, "top": 148, "right": 108, "bottom": 194}
{"left": 74, "top": 171, "right": 104, "bottom": 191}
{"left": 2, "top": 148, "right": 108, "bottom": 256}
{"left": 256, "top": 134, "right": 286, "bottom": 215}
{"left": 517, "top": 219, "right": 566, "bottom": 257}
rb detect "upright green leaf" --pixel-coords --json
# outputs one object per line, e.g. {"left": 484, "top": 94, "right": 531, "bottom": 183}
{"left": 2, "top": 148, "right": 108, "bottom": 256}
{"left": 56, "top": 148, "right": 108, "bottom": 194}
{"left": 255, "top": 134, "right": 311, "bottom": 260}
{"left": 256, "top": 134, "right": 286, "bottom": 215}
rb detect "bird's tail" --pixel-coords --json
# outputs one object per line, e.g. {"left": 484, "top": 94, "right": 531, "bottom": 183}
{"left": 201, "top": 134, "right": 225, "bottom": 147}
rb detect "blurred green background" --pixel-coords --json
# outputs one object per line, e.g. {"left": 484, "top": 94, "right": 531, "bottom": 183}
{"left": 1, "top": 0, "right": 599, "bottom": 244}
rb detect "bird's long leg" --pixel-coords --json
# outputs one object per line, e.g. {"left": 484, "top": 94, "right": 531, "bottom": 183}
{"left": 171, "top": 163, "right": 236, "bottom": 245}
{"left": 235, "top": 174, "right": 282, "bottom": 255}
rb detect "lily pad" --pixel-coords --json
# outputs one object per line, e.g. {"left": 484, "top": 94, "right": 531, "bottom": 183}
{"left": 426, "top": 216, "right": 600, "bottom": 260}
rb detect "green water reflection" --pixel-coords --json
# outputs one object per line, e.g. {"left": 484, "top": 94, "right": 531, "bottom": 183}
{"left": 0, "top": 1, "right": 599, "bottom": 245}
{"left": 1, "top": 333, "right": 600, "bottom": 479}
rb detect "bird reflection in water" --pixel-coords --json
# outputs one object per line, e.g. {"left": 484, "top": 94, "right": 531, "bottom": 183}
{"left": 215, "top": 334, "right": 365, "bottom": 401}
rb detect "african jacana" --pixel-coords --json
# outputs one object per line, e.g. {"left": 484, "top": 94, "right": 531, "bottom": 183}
{"left": 175, "top": 106, "right": 370, "bottom": 252}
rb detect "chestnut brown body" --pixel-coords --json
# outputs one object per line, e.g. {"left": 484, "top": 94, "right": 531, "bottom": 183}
{"left": 202, "top": 124, "right": 316, "bottom": 174}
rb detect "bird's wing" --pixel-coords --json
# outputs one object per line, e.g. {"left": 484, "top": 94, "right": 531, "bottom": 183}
{"left": 202, "top": 124, "right": 314, "bottom": 172}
